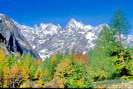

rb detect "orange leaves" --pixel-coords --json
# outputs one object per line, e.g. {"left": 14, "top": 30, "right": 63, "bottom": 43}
{"left": 55, "top": 59, "right": 71, "bottom": 74}
{"left": 3, "top": 67, "right": 10, "bottom": 79}
{"left": 1, "top": 65, "right": 30, "bottom": 88}
{"left": 3, "top": 65, "right": 29, "bottom": 80}
{"left": 36, "top": 60, "right": 44, "bottom": 65}
{"left": 48, "top": 59, "right": 72, "bottom": 88}
{"left": 18, "top": 66, "right": 30, "bottom": 80}
{"left": 0, "top": 50, "right": 92, "bottom": 88}
{"left": 72, "top": 53, "right": 88, "bottom": 64}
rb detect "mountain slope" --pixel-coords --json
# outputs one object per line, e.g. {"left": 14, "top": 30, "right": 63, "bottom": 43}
{"left": 18, "top": 19, "right": 105, "bottom": 59}
{"left": 1, "top": 13, "right": 132, "bottom": 60}
{"left": 19, "top": 19, "right": 133, "bottom": 60}
{"left": 0, "top": 14, "right": 40, "bottom": 58}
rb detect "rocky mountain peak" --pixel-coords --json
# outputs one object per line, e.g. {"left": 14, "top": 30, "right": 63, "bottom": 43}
{"left": 0, "top": 13, "right": 132, "bottom": 60}
{"left": 0, "top": 14, "right": 40, "bottom": 59}
{"left": 67, "top": 18, "right": 84, "bottom": 29}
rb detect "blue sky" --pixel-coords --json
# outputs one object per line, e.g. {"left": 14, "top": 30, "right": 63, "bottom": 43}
{"left": 0, "top": 0, "right": 133, "bottom": 33}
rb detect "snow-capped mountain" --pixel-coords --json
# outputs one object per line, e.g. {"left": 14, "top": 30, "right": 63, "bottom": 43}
{"left": 1, "top": 13, "right": 133, "bottom": 60}
{"left": 16, "top": 19, "right": 105, "bottom": 59}
{"left": 11, "top": 17, "right": 133, "bottom": 60}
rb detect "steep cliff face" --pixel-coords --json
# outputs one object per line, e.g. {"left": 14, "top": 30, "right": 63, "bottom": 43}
{"left": 0, "top": 14, "right": 40, "bottom": 59}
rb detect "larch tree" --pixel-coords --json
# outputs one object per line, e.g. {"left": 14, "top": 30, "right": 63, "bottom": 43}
{"left": 110, "top": 9, "right": 129, "bottom": 49}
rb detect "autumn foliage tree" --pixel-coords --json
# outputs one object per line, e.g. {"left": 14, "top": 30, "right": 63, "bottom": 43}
{"left": 72, "top": 53, "right": 88, "bottom": 65}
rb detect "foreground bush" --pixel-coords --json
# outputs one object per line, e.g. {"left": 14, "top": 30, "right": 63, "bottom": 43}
{"left": 0, "top": 45, "right": 133, "bottom": 88}
{"left": 0, "top": 50, "right": 93, "bottom": 88}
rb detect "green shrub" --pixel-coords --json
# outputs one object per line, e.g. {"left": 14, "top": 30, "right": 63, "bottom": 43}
{"left": 41, "top": 54, "right": 65, "bottom": 81}
{"left": 53, "top": 58, "right": 93, "bottom": 88}
{"left": 88, "top": 55, "right": 117, "bottom": 81}
{"left": 65, "top": 64, "right": 93, "bottom": 88}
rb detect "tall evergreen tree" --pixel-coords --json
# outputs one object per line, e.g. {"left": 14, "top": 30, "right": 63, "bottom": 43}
{"left": 110, "top": 9, "right": 131, "bottom": 77}
{"left": 110, "top": 9, "right": 129, "bottom": 48}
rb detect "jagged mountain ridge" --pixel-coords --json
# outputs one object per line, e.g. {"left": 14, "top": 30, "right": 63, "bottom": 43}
{"left": 17, "top": 19, "right": 106, "bottom": 59}
{"left": 0, "top": 13, "right": 132, "bottom": 60}
{"left": 18, "top": 19, "right": 133, "bottom": 60}
{"left": 0, "top": 14, "right": 40, "bottom": 58}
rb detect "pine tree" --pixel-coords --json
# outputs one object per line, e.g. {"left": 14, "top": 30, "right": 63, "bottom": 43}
{"left": 110, "top": 9, "right": 130, "bottom": 60}
{"left": 110, "top": 9, "right": 131, "bottom": 77}
{"left": 110, "top": 9, "right": 129, "bottom": 50}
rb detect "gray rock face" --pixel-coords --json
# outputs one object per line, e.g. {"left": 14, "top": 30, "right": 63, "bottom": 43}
{"left": 19, "top": 18, "right": 133, "bottom": 60}
{"left": 0, "top": 14, "right": 40, "bottom": 58}
{"left": 18, "top": 19, "right": 105, "bottom": 59}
